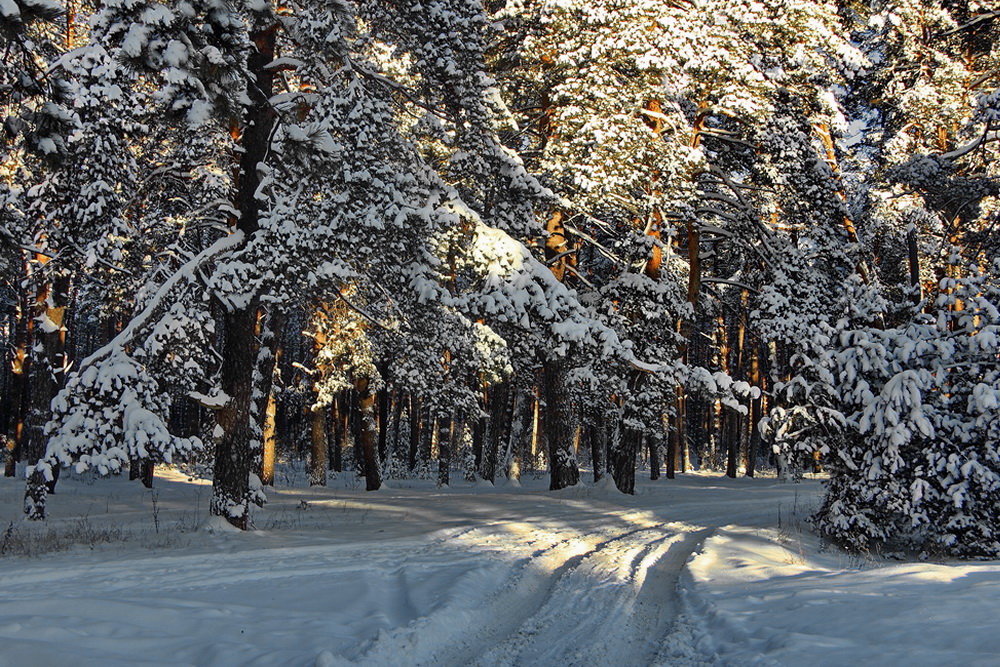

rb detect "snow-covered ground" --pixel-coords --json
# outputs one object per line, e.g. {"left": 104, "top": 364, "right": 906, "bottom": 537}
{"left": 0, "top": 469, "right": 997, "bottom": 666}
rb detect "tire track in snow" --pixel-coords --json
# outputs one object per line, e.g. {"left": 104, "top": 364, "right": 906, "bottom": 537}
{"left": 353, "top": 523, "right": 669, "bottom": 666}
{"left": 469, "top": 526, "right": 680, "bottom": 667}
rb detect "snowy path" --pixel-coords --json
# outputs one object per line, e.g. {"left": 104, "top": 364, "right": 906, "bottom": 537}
{"left": 7, "top": 472, "right": 995, "bottom": 666}
{"left": 0, "top": 472, "right": 808, "bottom": 666}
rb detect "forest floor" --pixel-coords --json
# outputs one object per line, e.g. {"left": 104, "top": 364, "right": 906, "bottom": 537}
{"left": 0, "top": 467, "right": 998, "bottom": 666}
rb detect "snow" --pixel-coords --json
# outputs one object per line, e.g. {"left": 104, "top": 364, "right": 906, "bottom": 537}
{"left": 685, "top": 526, "right": 1000, "bottom": 665}
{"left": 0, "top": 471, "right": 997, "bottom": 665}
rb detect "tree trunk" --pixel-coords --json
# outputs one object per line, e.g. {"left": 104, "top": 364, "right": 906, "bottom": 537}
{"left": 609, "top": 426, "right": 637, "bottom": 494}
{"left": 377, "top": 385, "right": 389, "bottom": 466}
{"left": 356, "top": 379, "right": 382, "bottom": 491}
{"left": 211, "top": 306, "right": 261, "bottom": 529}
{"left": 472, "top": 413, "right": 485, "bottom": 475}
{"left": 255, "top": 309, "right": 283, "bottom": 487}
{"left": 4, "top": 283, "right": 29, "bottom": 478}
{"left": 24, "top": 272, "right": 70, "bottom": 519}
{"left": 328, "top": 397, "right": 343, "bottom": 473}
{"left": 648, "top": 435, "right": 661, "bottom": 480}
{"left": 591, "top": 418, "right": 607, "bottom": 483}
{"left": 308, "top": 406, "right": 327, "bottom": 487}
{"left": 209, "top": 24, "right": 277, "bottom": 530}
{"left": 506, "top": 392, "right": 529, "bottom": 481}
{"left": 261, "top": 389, "right": 278, "bottom": 485}
{"left": 542, "top": 360, "right": 579, "bottom": 490}
{"left": 437, "top": 416, "right": 452, "bottom": 487}
{"left": 141, "top": 460, "right": 154, "bottom": 488}
{"left": 389, "top": 390, "right": 404, "bottom": 470}
{"left": 349, "top": 390, "right": 363, "bottom": 477}
{"left": 408, "top": 395, "right": 421, "bottom": 471}
{"left": 725, "top": 409, "right": 740, "bottom": 478}
{"left": 482, "top": 381, "right": 510, "bottom": 483}
{"left": 419, "top": 402, "right": 433, "bottom": 468}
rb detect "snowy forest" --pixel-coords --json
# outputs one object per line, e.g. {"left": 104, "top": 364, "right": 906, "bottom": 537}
{"left": 1, "top": 0, "right": 1000, "bottom": 664}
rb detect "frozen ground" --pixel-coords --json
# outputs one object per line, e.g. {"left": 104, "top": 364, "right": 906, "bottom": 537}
{"left": 0, "top": 468, "right": 997, "bottom": 666}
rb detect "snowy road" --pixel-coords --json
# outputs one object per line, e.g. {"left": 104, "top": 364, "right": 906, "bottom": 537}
{"left": 0, "top": 473, "right": 805, "bottom": 666}
{"left": 4, "top": 473, "right": 996, "bottom": 666}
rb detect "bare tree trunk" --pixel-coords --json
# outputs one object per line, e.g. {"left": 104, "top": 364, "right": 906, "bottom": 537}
{"left": 377, "top": 384, "right": 389, "bottom": 466}
{"left": 211, "top": 305, "right": 261, "bottom": 528}
{"left": 408, "top": 395, "right": 421, "bottom": 471}
{"left": 389, "top": 390, "right": 404, "bottom": 471}
{"left": 255, "top": 309, "right": 283, "bottom": 487}
{"left": 141, "top": 460, "right": 154, "bottom": 488}
{"left": 356, "top": 379, "right": 382, "bottom": 491}
{"left": 648, "top": 435, "right": 661, "bottom": 480}
{"left": 472, "top": 413, "right": 485, "bottom": 475}
{"left": 327, "top": 397, "right": 342, "bottom": 472}
{"left": 481, "top": 380, "right": 510, "bottom": 483}
{"left": 261, "top": 390, "right": 278, "bottom": 485}
{"left": 590, "top": 417, "right": 607, "bottom": 483}
{"left": 419, "top": 403, "right": 433, "bottom": 469}
{"left": 437, "top": 415, "right": 452, "bottom": 487}
{"left": 609, "top": 425, "right": 637, "bottom": 494}
{"left": 308, "top": 405, "right": 327, "bottom": 487}
{"left": 506, "top": 392, "right": 529, "bottom": 482}
{"left": 4, "top": 281, "right": 29, "bottom": 478}
{"left": 542, "top": 360, "right": 579, "bottom": 490}
{"left": 210, "top": 24, "right": 277, "bottom": 529}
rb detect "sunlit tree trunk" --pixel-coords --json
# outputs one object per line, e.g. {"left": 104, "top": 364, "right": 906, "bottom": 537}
{"left": 261, "top": 389, "right": 278, "bottom": 485}
{"left": 255, "top": 309, "right": 283, "bottom": 487}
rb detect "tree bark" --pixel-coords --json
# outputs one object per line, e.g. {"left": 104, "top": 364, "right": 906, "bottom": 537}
{"left": 437, "top": 416, "right": 452, "bottom": 487}
{"left": 4, "top": 282, "right": 29, "bottom": 478}
{"left": 261, "top": 389, "right": 278, "bottom": 485}
{"left": 389, "top": 390, "right": 404, "bottom": 470}
{"left": 408, "top": 395, "right": 421, "bottom": 471}
{"left": 356, "top": 379, "right": 382, "bottom": 491}
{"left": 255, "top": 309, "right": 283, "bottom": 487}
{"left": 482, "top": 381, "right": 510, "bottom": 483}
{"left": 377, "top": 385, "right": 389, "bottom": 466}
{"left": 542, "top": 360, "right": 579, "bottom": 490}
{"left": 308, "top": 405, "right": 327, "bottom": 487}
{"left": 24, "top": 272, "right": 70, "bottom": 518}
{"left": 590, "top": 417, "right": 607, "bottom": 483}
{"left": 419, "top": 402, "right": 433, "bottom": 468}
{"left": 648, "top": 435, "right": 661, "bottom": 480}
{"left": 329, "top": 396, "right": 343, "bottom": 473}
{"left": 609, "top": 426, "right": 637, "bottom": 494}
{"left": 209, "top": 24, "right": 277, "bottom": 529}
{"left": 211, "top": 306, "right": 261, "bottom": 529}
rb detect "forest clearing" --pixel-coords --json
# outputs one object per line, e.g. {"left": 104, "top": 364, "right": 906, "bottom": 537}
{"left": 2, "top": 0, "right": 999, "bottom": 664}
